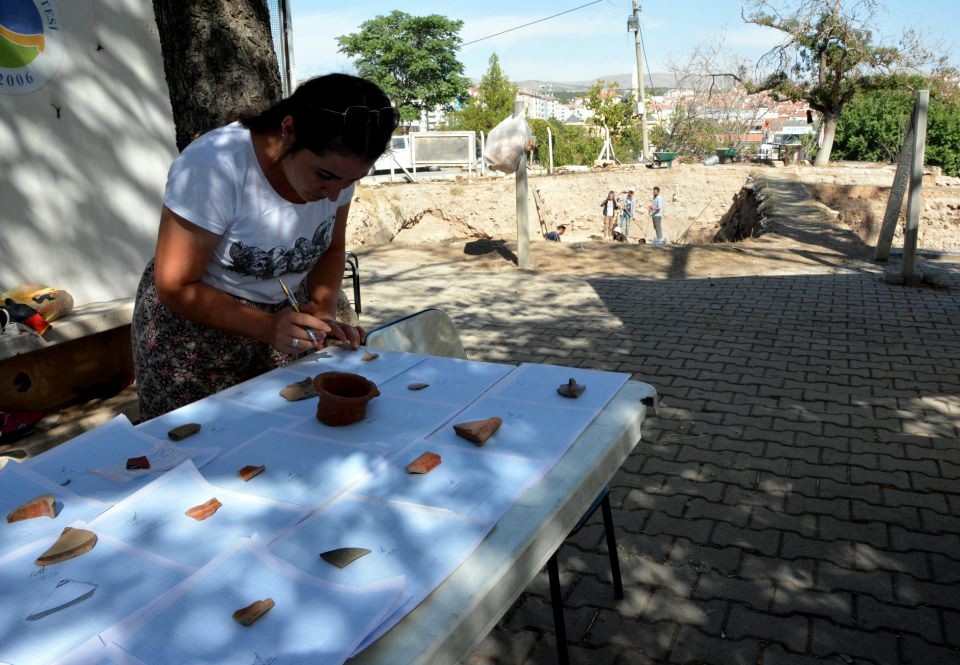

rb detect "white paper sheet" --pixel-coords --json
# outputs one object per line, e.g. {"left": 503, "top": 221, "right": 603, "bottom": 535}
{"left": 21, "top": 416, "right": 178, "bottom": 502}
{"left": 350, "top": 442, "right": 542, "bottom": 522}
{"left": 198, "top": 428, "right": 386, "bottom": 507}
{"left": 0, "top": 534, "right": 190, "bottom": 665}
{"left": 290, "top": 346, "right": 427, "bottom": 385}
{"left": 0, "top": 464, "right": 109, "bottom": 560}
{"left": 133, "top": 395, "right": 300, "bottom": 452}
{"left": 486, "top": 362, "right": 630, "bottom": 411}
{"left": 427, "top": 395, "right": 619, "bottom": 463}
{"left": 99, "top": 539, "right": 404, "bottom": 665}
{"left": 284, "top": 394, "right": 464, "bottom": 453}
{"left": 87, "top": 462, "right": 310, "bottom": 569}
{"left": 375, "top": 355, "right": 514, "bottom": 404}
{"left": 268, "top": 496, "right": 488, "bottom": 650}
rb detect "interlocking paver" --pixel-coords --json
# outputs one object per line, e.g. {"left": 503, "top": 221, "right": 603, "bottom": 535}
{"left": 354, "top": 199, "right": 960, "bottom": 663}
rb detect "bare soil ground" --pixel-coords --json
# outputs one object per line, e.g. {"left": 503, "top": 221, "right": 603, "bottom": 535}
{"left": 349, "top": 161, "right": 960, "bottom": 281}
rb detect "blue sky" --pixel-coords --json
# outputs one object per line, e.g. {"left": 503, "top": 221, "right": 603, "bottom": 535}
{"left": 288, "top": 0, "right": 957, "bottom": 84}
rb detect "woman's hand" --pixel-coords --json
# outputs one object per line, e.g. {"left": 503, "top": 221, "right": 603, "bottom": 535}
{"left": 269, "top": 302, "right": 365, "bottom": 354}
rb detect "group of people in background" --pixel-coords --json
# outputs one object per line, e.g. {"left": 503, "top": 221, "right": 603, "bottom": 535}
{"left": 600, "top": 186, "right": 666, "bottom": 245}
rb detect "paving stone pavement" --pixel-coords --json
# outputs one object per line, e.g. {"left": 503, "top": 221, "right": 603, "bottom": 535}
{"left": 356, "top": 249, "right": 960, "bottom": 665}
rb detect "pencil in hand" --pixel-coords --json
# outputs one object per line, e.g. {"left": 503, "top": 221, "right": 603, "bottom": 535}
{"left": 278, "top": 279, "right": 319, "bottom": 347}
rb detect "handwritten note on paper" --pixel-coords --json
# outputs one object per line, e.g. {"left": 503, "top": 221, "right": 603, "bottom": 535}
{"left": 198, "top": 428, "right": 387, "bottom": 507}
{"left": 0, "top": 464, "right": 108, "bottom": 560}
{"left": 285, "top": 394, "right": 464, "bottom": 453}
{"left": 87, "top": 462, "right": 310, "bottom": 569}
{"left": 268, "top": 496, "right": 487, "bottom": 650}
{"left": 486, "top": 362, "right": 630, "bottom": 411}
{"left": 99, "top": 539, "right": 404, "bottom": 665}
{"left": 21, "top": 416, "right": 169, "bottom": 502}
{"left": 375, "top": 355, "right": 513, "bottom": 405}
{"left": 291, "top": 346, "right": 427, "bottom": 386}
{"left": 0, "top": 534, "right": 190, "bottom": 665}
{"left": 133, "top": 395, "right": 300, "bottom": 453}
{"left": 350, "top": 442, "right": 542, "bottom": 522}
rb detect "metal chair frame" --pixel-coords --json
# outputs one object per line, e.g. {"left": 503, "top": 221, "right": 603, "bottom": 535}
{"left": 344, "top": 251, "right": 361, "bottom": 314}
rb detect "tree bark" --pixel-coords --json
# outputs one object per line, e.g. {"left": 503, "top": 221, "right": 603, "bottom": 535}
{"left": 152, "top": 0, "right": 283, "bottom": 151}
{"left": 814, "top": 114, "right": 838, "bottom": 167}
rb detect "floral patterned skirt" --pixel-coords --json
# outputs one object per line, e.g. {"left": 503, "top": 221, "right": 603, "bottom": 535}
{"left": 131, "top": 261, "right": 297, "bottom": 421}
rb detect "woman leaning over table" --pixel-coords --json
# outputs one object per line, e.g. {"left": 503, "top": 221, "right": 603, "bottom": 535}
{"left": 132, "top": 73, "right": 397, "bottom": 421}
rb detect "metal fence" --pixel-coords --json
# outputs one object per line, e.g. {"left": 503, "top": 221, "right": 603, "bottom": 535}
{"left": 266, "top": 0, "right": 293, "bottom": 96}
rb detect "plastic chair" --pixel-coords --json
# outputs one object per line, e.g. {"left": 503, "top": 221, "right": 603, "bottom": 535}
{"left": 344, "top": 251, "right": 361, "bottom": 314}
{"left": 363, "top": 308, "right": 622, "bottom": 665}
{"left": 364, "top": 308, "right": 466, "bottom": 360}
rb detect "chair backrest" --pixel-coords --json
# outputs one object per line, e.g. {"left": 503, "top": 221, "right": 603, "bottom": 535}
{"left": 364, "top": 308, "right": 467, "bottom": 359}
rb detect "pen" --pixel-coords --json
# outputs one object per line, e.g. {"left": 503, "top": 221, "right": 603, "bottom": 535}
{"left": 278, "top": 279, "right": 319, "bottom": 347}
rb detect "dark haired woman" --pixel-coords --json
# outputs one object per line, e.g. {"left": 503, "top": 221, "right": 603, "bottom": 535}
{"left": 132, "top": 74, "right": 397, "bottom": 420}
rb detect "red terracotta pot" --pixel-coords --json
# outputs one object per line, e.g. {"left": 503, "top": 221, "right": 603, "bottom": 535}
{"left": 313, "top": 372, "right": 380, "bottom": 426}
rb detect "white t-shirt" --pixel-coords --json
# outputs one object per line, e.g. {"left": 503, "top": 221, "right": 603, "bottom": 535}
{"left": 162, "top": 122, "right": 355, "bottom": 303}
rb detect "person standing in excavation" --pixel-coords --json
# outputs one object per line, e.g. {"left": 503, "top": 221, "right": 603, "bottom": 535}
{"left": 600, "top": 190, "right": 618, "bottom": 240}
{"left": 648, "top": 185, "right": 666, "bottom": 244}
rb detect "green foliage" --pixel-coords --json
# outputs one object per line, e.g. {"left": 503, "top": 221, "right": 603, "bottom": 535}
{"left": 654, "top": 106, "right": 724, "bottom": 159}
{"left": 584, "top": 80, "right": 634, "bottom": 139}
{"left": 337, "top": 11, "right": 468, "bottom": 127}
{"left": 528, "top": 118, "right": 602, "bottom": 167}
{"left": 834, "top": 75, "right": 960, "bottom": 176}
{"left": 742, "top": 0, "right": 937, "bottom": 163}
{"left": 444, "top": 53, "right": 518, "bottom": 134}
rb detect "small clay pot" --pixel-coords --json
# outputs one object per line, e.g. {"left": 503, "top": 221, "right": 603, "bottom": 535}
{"left": 313, "top": 372, "right": 380, "bottom": 426}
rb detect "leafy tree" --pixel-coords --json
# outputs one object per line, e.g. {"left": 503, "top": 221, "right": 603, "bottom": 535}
{"left": 584, "top": 81, "right": 634, "bottom": 139}
{"left": 742, "top": 0, "right": 939, "bottom": 166}
{"left": 337, "top": 11, "right": 468, "bottom": 129}
{"left": 666, "top": 34, "right": 766, "bottom": 157}
{"left": 153, "top": 0, "right": 282, "bottom": 151}
{"left": 528, "top": 118, "right": 602, "bottom": 167}
{"left": 833, "top": 73, "right": 960, "bottom": 176}
{"left": 445, "top": 54, "right": 518, "bottom": 135}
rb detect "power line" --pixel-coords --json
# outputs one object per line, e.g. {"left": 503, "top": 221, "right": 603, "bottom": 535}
{"left": 461, "top": 0, "right": 605, "bottom": 47}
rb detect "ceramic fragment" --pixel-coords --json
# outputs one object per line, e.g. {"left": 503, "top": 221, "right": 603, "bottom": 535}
{"left": 237, "top": 465, "right": 266, "bottom": 481}
{"left": 126, "top": 455, "right": 150, "bottom": 470}
{"left": 320, "top": 547, "right": 371, "bottom": 569}
{"left": 167, "top": 423, "right": 201, "bottom": 441}
{"left": 35, "top": 527, "right": 98, "bottom": 566}
{"left": 453, "top": 417, "right": 502, "bottom": 446}
{"left": 405, "top": 451, "right": 441, "bottom": 474}
{"left": 185, "top": 497, "right": 222, "bottom": 521}
{"left": 6, "top": 493, "right": 58, "bottom": 523}
{"left": 407, "top": 382, "right": 429, "bottom": 391}
{"left": 557, "top": 378, "right": 586, "bottom": 398}
{"left": 362, "top": 351, "right": 379, "bottom": 361}
{"left": 233, "top": 597, "right": 275, "bottom": 626}
{"left": 280, "top": 377, "right": 317, "bottom": 401}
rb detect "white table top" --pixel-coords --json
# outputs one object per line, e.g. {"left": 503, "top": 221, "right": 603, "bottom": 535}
{"left": 351, "top": 380, "right": 656, "bottom": 664}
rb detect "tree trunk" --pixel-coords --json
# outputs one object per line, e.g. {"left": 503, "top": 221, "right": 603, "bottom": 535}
{"left": 814, "top": 113, "right": 839, "bottom": 167}
{"left": 152, "top": 0, "right": 283, "bottom": 151}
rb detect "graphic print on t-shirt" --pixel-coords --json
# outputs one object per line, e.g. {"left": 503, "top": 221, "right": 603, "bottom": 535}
{"left": 226, "top": 215, "right": 335, "bottom": 279}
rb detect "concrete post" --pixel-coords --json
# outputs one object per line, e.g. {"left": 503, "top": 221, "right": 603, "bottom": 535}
{"left": 514, "top": 100, "right": 531, "bottom": 270}
{"left": 902, "top": 90, "right": 929, "bottom": 283}
{"left": 631, "top": 0, "right": 651, "bottom": 162}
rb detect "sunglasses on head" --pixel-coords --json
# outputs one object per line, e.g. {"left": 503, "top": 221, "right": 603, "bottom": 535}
{"left": 311, "top": 105, "right": 401, "bottom": 133}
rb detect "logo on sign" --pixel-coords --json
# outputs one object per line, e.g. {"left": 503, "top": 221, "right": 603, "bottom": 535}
{"left": 0, "top": 0, "right": 63, "bottom": 95}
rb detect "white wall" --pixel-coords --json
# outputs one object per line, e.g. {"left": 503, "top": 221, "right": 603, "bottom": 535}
{"left": 0, "top": 0, "right": 177, "bottom": 305}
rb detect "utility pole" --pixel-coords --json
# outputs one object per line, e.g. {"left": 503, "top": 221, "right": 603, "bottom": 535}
{"left": 628, "top": 0, "right": 651, "bottom": 162}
